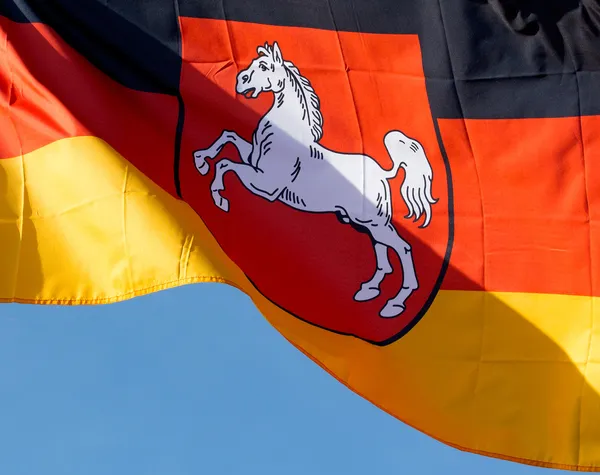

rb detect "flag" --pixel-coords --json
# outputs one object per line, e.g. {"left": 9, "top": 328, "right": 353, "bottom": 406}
{"left": 2, "top": 0, "right": 600, "bottom": 470}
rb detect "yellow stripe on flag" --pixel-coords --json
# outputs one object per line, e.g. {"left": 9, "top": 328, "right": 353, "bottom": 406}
{"left": 0, "top": 136, "right": 243, "bottom": 303}
{"left": 2, "top": 136, "right": 600, "bottom": 470}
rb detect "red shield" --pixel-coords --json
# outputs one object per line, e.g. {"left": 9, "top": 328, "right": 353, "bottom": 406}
{"left": 179, "top": 19, "right": 451, "bottom": 345}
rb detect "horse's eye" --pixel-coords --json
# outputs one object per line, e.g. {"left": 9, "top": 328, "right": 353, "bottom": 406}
{"left": 260, "top": 65, "right": 267, "bottom": 71}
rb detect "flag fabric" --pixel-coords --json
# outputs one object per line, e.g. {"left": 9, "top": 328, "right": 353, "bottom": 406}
{"left": 2, "top": 0, "right": 600, "bottom": 470}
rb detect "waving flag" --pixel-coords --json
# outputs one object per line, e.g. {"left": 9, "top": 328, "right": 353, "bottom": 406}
{"left": 2, "top": 0, "right": 600, "bottom": 470}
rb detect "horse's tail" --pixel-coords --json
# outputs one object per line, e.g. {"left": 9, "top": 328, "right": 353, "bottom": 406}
{"left": 383, "top": 130, "right": 437, "bottom": 228}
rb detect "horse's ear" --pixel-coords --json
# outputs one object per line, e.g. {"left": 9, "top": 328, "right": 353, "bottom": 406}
{"left": 272, "top": 42, "right": 283, "bottom": 65}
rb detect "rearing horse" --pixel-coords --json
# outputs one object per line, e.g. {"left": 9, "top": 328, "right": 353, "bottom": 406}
{"left": 193, "top": 42, "right": 437, "bottom": 318}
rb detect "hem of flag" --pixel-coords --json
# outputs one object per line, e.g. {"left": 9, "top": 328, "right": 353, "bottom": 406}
{"left": 285, "top": 332, "right": 600, "bottom": 473}
{"left": 1, "top": 276, "right": 242, "bottom": 305}
{"left": 9, "top": 275, "right": 600, "bottom": 472}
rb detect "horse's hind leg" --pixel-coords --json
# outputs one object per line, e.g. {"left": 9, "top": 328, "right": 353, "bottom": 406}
{"left": 371, "top": 224, "right": 419, "bottom": 318}
{"left": 354, "top": 243, "right": 392, "bottom": 302}
{"left": 194, "top": 130, "right": 252, "bottom": 175}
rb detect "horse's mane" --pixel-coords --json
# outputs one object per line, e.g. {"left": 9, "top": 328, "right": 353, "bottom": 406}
{"left": 284, "top": 61, "right": 323, "bottom": 142}
{"left": 258, "top": 44, "right": 324, "bottom": 142}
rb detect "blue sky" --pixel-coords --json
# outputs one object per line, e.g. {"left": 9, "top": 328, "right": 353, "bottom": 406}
{"left": 0, "top": 283, "right": 569, "bottom": 474}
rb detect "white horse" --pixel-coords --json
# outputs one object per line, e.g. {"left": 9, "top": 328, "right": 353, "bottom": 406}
{"left": 193, "top": 42, "right": 437, "bottom": 318}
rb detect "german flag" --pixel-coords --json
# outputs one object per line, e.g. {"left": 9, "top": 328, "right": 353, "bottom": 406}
{"left": 2, "top": 0, "right": 600, "bottom": 470}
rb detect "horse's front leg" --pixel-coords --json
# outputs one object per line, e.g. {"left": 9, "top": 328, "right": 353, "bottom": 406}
{"left": 194, "top": 130, "right": 252, "bottom": 175}
{"left": 211, "top": 159, "right": 282, "bottom": 212}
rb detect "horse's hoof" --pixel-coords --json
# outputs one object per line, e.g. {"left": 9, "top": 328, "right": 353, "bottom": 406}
{"left": 215, "top": 196, "right": 229, "bottom": 212}
{"left": 354, "top": 286, "right": 380, "bottom": 302}
{"left": 195, "top": 157, "right": 210, "bottom": 176}
{"left": 211, "top": 190, "right": 229, "bottom": 212}
{"left": 379, "top": 301, "right": 405, "bottom": 318}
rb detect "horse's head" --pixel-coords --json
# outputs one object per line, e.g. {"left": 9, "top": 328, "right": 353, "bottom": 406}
{"left": 236, "top": 42, "right": 287, "bottom": 99}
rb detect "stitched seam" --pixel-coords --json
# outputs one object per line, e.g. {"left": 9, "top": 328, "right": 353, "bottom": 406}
{"left": 179, "top": 233, "right": 194, "bottom": 280}
{"left": 1, "top": 275, "right": 243, "bottom": 305}
{"left": 3, "top": 30, "right": 26, "bottom": 300}
{"left": 574, "top": 67, "right": 594, "bottom": 467}
{"left": 324, "top": 0, "right": 367, "bottom": 219}
{"left": 435, "top": 0, "right": 489, "bottom": 450}
{"left": 121, "top": 164, "right": 134, "bottom": 292}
